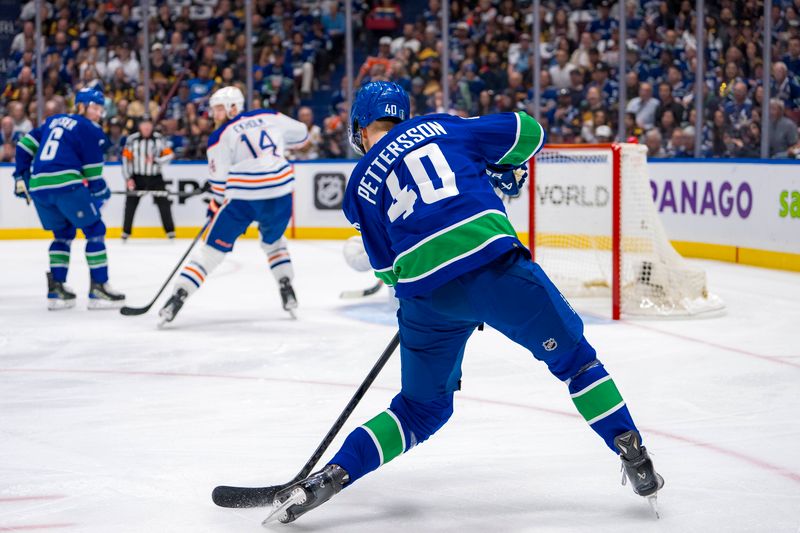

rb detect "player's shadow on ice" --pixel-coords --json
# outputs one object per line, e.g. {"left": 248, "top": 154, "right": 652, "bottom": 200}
{"left": 268, "top": 502, "right": 421, "bottom": 531}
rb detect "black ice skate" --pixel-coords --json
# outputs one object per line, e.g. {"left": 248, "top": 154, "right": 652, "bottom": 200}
{"left": 263, "top": 464, "right": 349, "bottom": 525}
{"left": 88, "top": 280, "right": 126, "bottom": 310}
{"left": 158, "top": 288, "right": 188, "bottom": 326}
{"left": 46, "top": 272, "right": 76, "bottom": 310}
{"left": 614, "top": 430, "right": 664, "bottom": 518}
{"left": 279, "top": 277, "right": 297, "bottom": 318}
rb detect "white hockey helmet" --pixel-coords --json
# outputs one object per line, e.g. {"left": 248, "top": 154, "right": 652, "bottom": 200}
{"left": 209, "top": 86, "right": 245, "bottom": 119}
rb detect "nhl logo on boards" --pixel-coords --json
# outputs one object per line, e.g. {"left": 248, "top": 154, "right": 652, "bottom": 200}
{"left": 314, "top": 173, "right": 346, "bottom": 210}
{"left": 542, "top": 338, "right": 558, "bottom": 351}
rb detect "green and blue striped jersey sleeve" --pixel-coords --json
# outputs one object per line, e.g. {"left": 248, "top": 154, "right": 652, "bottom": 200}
{"left": 466, "top": 111, "right": 546, "bottom": 166}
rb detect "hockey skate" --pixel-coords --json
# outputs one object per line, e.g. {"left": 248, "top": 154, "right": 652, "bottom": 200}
{"left": 88, "top": 281, "right": 126, "bottom": 309}
{"left": 614, "top": 430, "right": 664, "bottom": 518}
{"left": 158, "top": 288, "right": 188, "bottom": 326}
{"left": 279, "top": 277, "right": 297, "bottom": 318}
{"left": 46, "top": 272, "right": 76, "bottom": 310}
{"left": 263, "top": 464, "right": 349, "bottom": 525}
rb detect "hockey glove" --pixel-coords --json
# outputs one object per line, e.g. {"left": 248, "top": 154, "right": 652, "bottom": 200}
{"left": 485, "top": 163, "right": 528, "bottom": 197}
{"left": 343, "top": 235, "right": 372, "bottom": 272}
{"left": 206, "top": 198, "right": 220, "bottom": 219}
{"left": 13, "top": 173, "right": 30, "bottom": 200}
{"left": 88, "top": 179, "right": 111, "bottom": 209}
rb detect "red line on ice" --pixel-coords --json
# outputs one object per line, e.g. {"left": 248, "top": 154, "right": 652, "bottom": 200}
{"left": 455, "top": 394, "right": 800, "bottom": 486}
{"left": 0, "top": 496, "right": 65, "bottom": 503}
{"left": 620, "top": 320, "right": 800, "bottom": 369}
{"left": 2, "top": 367, "right": 799, "bottom": 486}
{"left": 0, "top": 524, "right": 75, "bottom": 531}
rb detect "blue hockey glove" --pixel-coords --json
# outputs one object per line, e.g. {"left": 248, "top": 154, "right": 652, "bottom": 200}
{"left": 88, "top": 180, "right": 111, "bottom": 209}
{"left": 485, "top": 163, "right": 528, "bottom": 197}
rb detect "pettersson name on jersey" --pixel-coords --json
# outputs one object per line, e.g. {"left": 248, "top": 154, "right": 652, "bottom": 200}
{"left": 356, "top": 121, "right": 447, "bottom": 206}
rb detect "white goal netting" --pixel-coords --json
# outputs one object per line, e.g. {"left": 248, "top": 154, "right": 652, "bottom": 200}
{"left": 530, "top": 143, "right": 725, "bottom": 318}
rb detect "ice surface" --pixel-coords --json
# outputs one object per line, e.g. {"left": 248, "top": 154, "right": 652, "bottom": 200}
{"left": 1, "top": 239, "right": 799, "bottom": 532}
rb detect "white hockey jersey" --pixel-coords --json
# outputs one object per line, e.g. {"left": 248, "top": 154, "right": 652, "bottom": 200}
{"left": 206, "top": 109, "right": 309, "bottom": 201}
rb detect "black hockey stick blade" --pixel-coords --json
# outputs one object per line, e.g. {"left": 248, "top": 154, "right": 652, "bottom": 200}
{"left": 211, "top": 484, "right": 288, "bottom": 508}
{"left": 119, "top": 304, "right": 152, "bottom": 316}
{"left": 339, "top": 280, "right": 384, "bottom": 299}
{"left": 211, "top": 331, "right": 401, "bottom": 508}
{"left": 119, "top": 219, "right": 210, "bottom": 316}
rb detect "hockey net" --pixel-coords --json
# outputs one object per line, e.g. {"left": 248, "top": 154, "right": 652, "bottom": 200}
{"left": 528, "top": 143, "right": 724, "bottom": 319}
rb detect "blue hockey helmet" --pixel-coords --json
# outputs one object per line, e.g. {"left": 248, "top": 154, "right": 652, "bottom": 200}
{"left": 75, "top": 87, "right": 105, "bottom": 107}
{"left": 348, "top": 81, "right": 410, "bottom": 155}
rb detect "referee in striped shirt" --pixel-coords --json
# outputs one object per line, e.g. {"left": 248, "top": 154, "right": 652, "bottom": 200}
{"left": 121, "top": 116, "right": 175, "bottom": 240}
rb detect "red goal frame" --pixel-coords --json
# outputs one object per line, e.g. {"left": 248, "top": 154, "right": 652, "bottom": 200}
{"left": 528, "top": 144, "right": 623, "bottom": 320}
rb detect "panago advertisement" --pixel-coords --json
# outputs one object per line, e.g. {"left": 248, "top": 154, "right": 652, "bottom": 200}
{"left": 1, "top": 157, "right": 799, "bottom": 271}
{"left": 647, "top": 161, "right": 800, "bottom": 270}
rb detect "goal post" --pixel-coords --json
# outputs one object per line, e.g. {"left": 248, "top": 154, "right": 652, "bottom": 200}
{"left": 528, "top": 143, "right": 724, "bottom": 320}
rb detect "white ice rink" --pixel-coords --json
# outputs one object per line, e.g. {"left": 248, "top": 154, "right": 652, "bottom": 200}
{"left": 1, "top": 238, "right": 799, "bottom": 533}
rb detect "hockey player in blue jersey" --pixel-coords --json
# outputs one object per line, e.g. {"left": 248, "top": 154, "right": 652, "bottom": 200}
{"left": 158, "top": 87, "right": 309, "bottom": 324}
{"left": 13, "top": 88, "right": 125, "bottom": 310}
{"left": 266, "top": 82, "right": 664, "bottom": 524}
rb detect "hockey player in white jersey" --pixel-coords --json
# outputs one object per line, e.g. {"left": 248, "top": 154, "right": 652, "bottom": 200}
{"left": 158, "top": 87, "right": 308, "bottom": 323}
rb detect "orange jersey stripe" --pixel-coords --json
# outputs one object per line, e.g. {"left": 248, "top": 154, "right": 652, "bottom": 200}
{"left": 227, "top": 169, "right": 293, "bottom": 185}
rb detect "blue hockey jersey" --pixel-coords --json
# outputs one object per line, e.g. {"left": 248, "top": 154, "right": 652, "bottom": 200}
{"left": 343, "top": 111, "right": 545, "bottom": 298}
{"left": 15, "top": 113, "right": 107, "bottom": 193}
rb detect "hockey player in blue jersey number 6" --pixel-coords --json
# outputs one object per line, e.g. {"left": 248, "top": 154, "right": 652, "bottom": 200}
{"left": 13, "top": 87, "right": 125, "bottom": 310}
{"left": 266, "top": 81, "right": 664, "bottom": 524}
{"left": 158, "top": 87, "right": 309, "bottom": 324}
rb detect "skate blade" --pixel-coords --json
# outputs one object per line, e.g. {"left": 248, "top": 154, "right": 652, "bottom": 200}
{"left": 48, "top": 299, "right": 76, "bottom": 311}
{"left": 647, "top": 494, "right": 660, "bottom": 519}
{"left": 88, "top": 298, "right": 126, "bottom": 310}
{"left": 286, "top": 309, "right": 297, "bottom": 320}
{"left": 261, "top": 488, "right": 305, "bottom": 526}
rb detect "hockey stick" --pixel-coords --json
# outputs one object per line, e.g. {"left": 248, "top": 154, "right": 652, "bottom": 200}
{"left": 339, "top": 279, "right": 384, "bottom": 299}
{"left": 112, "top": 188, "right": 204, "bottom": 199}
{"left": 119, "top": 219, "right": 211, "bottom": 316}
{"left": 211, "top": 330, "right": 401, "bottom": 508}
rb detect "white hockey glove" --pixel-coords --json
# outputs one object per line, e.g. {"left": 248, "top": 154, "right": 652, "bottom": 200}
{"left": 343, "top": 236, "right": 372, "bottom": 272}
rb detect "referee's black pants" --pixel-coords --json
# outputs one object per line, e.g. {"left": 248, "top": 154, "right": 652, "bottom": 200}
{"left": 122, "top": 174, "right": 175, "bottom": 236}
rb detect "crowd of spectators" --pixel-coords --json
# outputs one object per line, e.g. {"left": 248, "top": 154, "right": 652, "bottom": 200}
{"left": 3, "top": 0, "right": 800, "bottom": 162}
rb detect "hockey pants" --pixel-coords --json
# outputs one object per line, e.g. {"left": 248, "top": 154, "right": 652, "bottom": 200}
{"left": 329, "top": 250, "right": 640, "bottom": 484}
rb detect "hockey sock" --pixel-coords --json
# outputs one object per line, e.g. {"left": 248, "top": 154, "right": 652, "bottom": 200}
{"left": 176, "top": 244, "right": 226, "bottom": 296}
{"left": 85, "top": 237, "right": 109, "bottom": 284}
{"left": 328, "top": 393, "right": 452, "bottom": 484}
{"left": 567, "top": 359, "right": 639, "bottom": 452}
{"left": 261, "top": 238, "right": 293, "bottom": 282}
{"left": 49, "top": 239, "right": 72, "bottom": 283}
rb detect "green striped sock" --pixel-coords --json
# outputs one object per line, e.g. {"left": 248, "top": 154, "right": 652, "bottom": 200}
{"left": 571, "top": 376, "right": 626, "bottom": 425}
{"left": 49, "top": 251, "right": 70, "bottom": 267}
{"left": 361, "top": 410, "right": 406, "bottom": 466}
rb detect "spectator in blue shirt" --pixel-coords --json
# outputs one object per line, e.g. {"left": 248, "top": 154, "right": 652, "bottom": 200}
{"left": 186, "top": 64, "right": 215, "bottom": 103}
{"left": 723, "top": 81, "right": 754, "bottom": 131}
{"left": 772, "top": 61, "right": 800, "bottom": 110}
{"left": 589, "top": 1, "right": 618, "bottom": 41}
{"left": 285, "top": 39, "right": 315, "bottom": 97}
{"left": 782, "top": 36, "right": 800, "bottom": 77}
